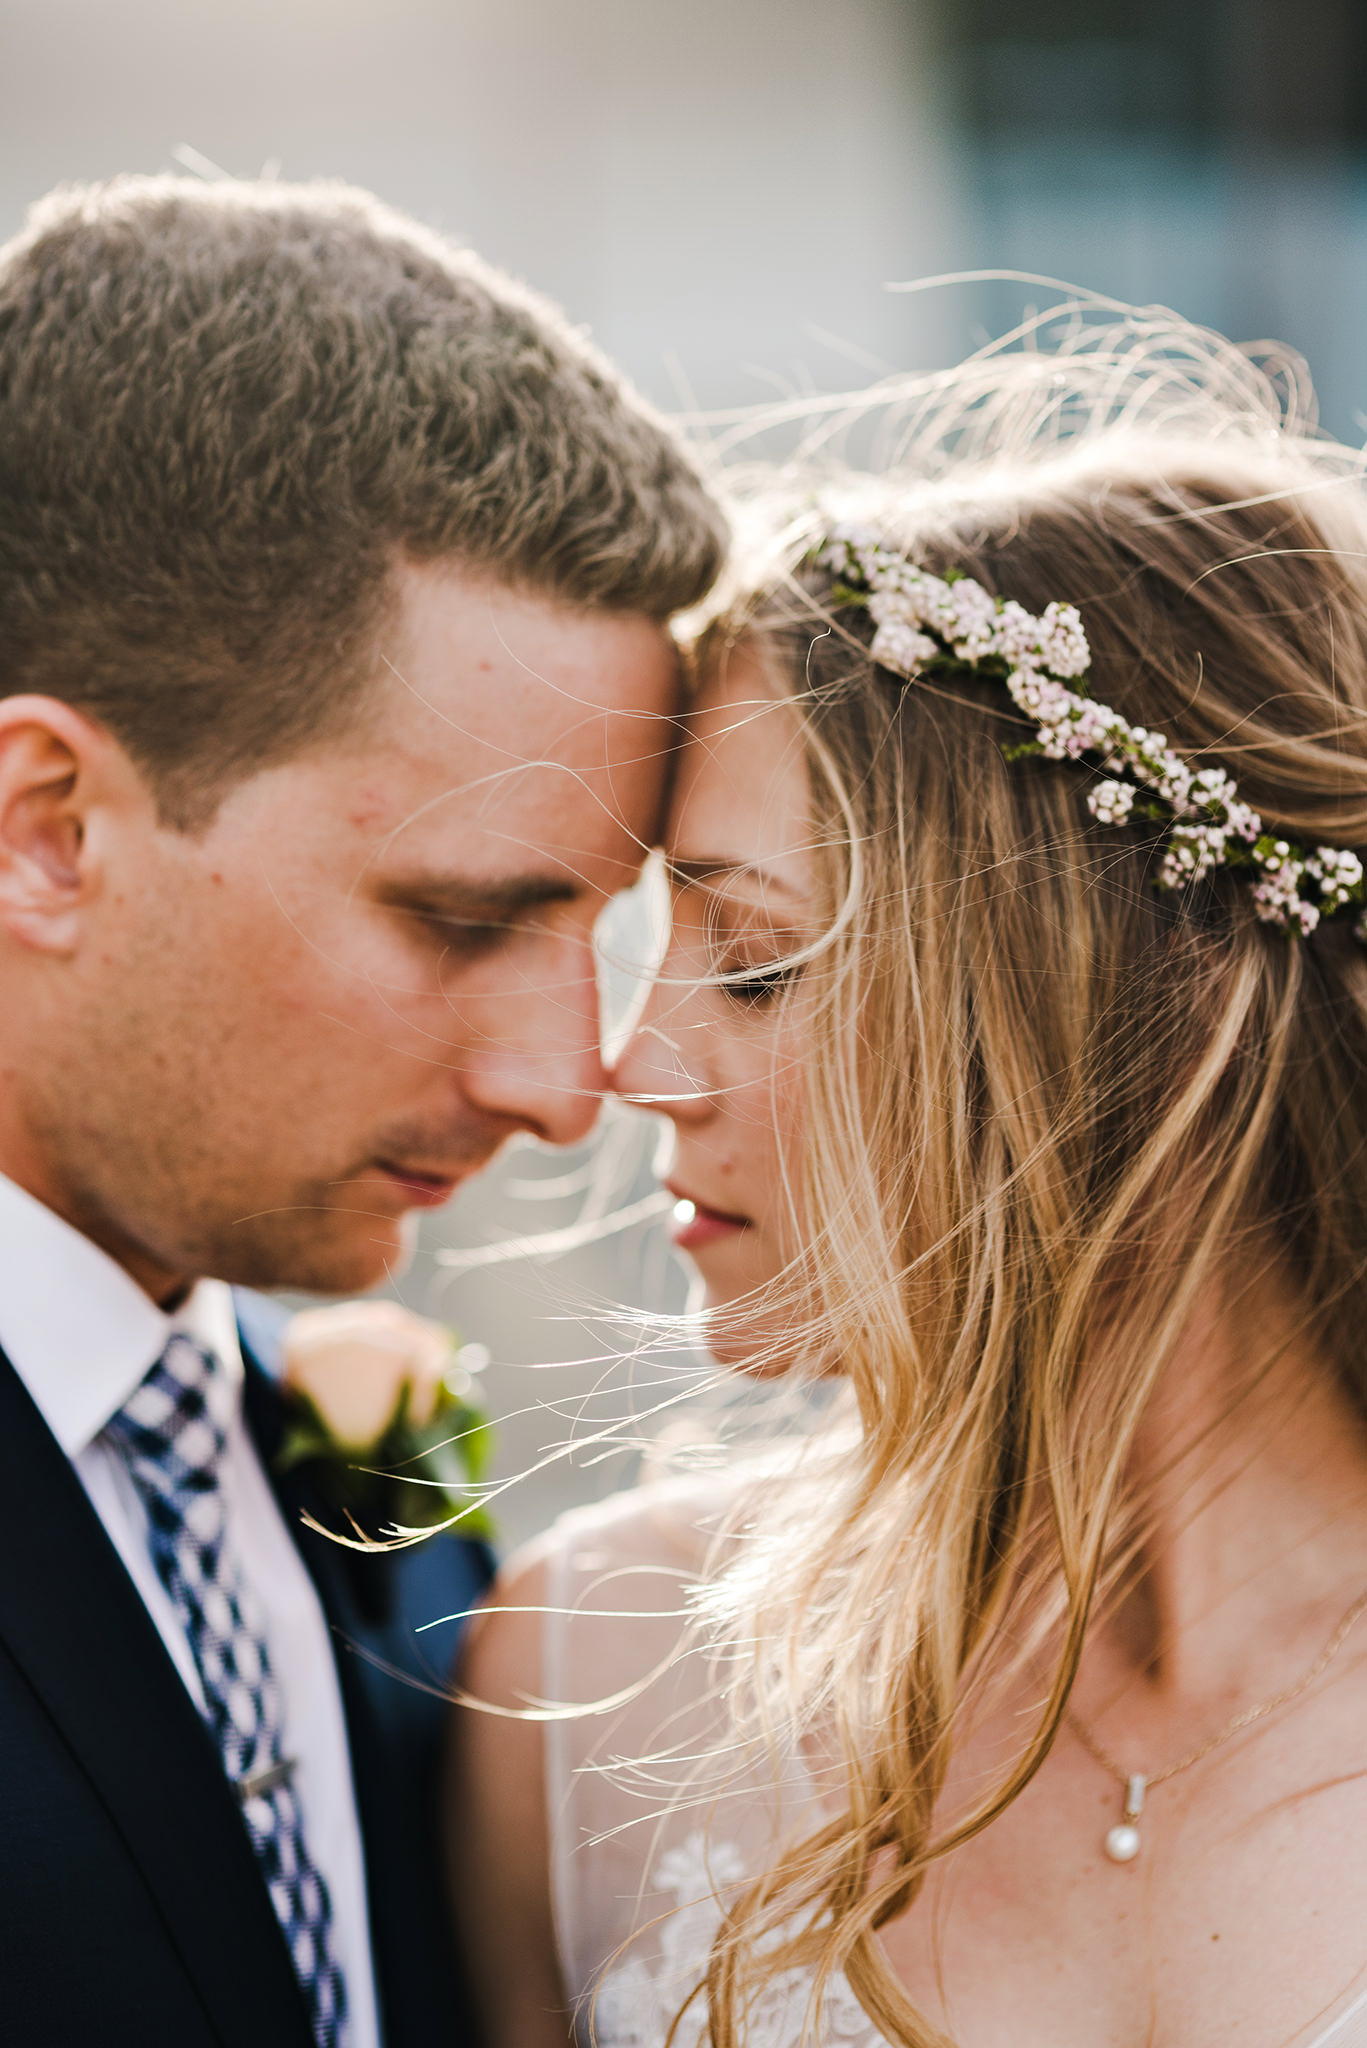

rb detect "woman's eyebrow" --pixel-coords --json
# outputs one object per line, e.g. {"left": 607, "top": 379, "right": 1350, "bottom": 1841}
{"left": 667, "top": 857, "right": 808, "bottom": 900}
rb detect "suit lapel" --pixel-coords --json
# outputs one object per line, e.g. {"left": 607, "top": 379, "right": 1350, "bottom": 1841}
{"left": 0, "top": 1348, "right": 313, "bottom": 2048}
{"left": 238, "top": 1294, "right": 493, "bottom": 2048}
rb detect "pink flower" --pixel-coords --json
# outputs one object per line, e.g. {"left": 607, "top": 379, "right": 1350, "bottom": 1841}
{"left": 282, "top": 1299, "right": 455, "bottom": 1450}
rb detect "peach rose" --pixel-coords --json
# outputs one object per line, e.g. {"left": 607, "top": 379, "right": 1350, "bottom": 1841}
{"left": 281, "top": 1299, "right": 454, "bottom": 1451}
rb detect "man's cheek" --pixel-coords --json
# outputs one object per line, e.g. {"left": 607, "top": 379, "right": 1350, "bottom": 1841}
{"left": 281, "top": 927, "right": 413, "bottom": 1018}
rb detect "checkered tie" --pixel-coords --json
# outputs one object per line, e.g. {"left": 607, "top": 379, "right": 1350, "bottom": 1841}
{"left": 104, "top": 1334, "right": 348, "bottom": 2047}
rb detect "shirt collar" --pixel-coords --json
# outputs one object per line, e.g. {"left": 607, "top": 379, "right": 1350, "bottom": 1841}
{"left": 0, "top": 1171, "right": 242, "bottom": 1458}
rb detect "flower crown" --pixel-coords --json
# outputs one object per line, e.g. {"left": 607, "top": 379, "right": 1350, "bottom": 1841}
{"left": 816, "top": 526, "right": 1367, "bottom": 943}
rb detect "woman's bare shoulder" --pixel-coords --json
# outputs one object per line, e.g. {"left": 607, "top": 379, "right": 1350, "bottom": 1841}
{"left": 539, "top": 1462, "right": 753, "bottom": 1579}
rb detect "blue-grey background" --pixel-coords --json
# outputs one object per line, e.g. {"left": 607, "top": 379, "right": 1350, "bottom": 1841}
{"left": 5, "top": 0, "right": 1363, "bottom": 1542}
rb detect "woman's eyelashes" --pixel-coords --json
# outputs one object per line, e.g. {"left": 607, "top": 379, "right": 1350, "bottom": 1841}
{"left": 710, "top": 919, "right": 806, "bottom": 1007}
{"left": 701, "top": 894, "right": 808, "bottom": 1007}
{"left": 717, "top": 953, "right": 800, "bottom": 1005}
{"left": 676, "top": 885, "right": 809, "bottom": 1009}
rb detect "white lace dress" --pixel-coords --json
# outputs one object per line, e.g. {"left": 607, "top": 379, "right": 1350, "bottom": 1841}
{"left": 541, "top": 1478, "right": 1367, "bottom": 2048}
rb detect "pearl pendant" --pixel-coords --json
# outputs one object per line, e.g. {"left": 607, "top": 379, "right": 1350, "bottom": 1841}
{"left": 1103, "top": 1772, "right": 1147, "bottom": 1864}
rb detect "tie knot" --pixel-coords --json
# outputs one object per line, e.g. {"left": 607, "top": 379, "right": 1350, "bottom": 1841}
{"left": 105, "top": 1332, "right": 230, "bottom": 1490}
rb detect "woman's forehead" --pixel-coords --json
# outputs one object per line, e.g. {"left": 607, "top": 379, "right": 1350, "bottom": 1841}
{"left": 668, "top": 662, "right": 813, "bottom": 897}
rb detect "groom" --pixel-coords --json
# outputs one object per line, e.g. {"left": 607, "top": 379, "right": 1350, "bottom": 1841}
{"left": 0, "top": 177, "right": 723, "bottom": 2046}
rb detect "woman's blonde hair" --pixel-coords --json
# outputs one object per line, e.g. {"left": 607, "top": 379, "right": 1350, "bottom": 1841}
{"left": 686, "top": 315, "right": 1367, "bottom": 2046}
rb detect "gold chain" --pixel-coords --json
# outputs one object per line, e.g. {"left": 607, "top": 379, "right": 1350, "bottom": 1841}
{"left": 1066, "top": 1582, "right": 1367, "bottom": 1794}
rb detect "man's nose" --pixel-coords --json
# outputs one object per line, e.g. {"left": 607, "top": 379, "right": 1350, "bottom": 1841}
{"left": 458, "top": 941, "right": 609, "bottom": 1147}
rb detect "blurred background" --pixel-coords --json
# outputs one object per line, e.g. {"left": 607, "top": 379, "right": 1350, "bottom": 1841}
{"left": 6, "top": 0, "right": 1366, "bottom": 1543}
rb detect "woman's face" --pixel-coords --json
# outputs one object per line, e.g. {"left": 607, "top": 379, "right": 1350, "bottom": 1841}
{"left": 610, "top": 651, "right": 815, "bottom": 1364}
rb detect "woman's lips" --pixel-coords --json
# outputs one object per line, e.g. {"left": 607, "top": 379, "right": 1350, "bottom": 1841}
{"left": 669, "top": 1193, "right": 751, "bottom": 1251}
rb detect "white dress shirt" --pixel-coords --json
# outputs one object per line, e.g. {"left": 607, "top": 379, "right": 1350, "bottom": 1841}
{"left": 0, "top": 1170, "right": 381, "bottom": 2048}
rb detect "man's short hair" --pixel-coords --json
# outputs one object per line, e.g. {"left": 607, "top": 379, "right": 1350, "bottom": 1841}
{"left": 0, "top": 176, "right": 727, "bottom": 823}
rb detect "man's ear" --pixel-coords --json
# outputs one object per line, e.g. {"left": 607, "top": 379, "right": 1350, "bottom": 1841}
{"left": 0, "top": 696, "right": 141, "bottom": 955}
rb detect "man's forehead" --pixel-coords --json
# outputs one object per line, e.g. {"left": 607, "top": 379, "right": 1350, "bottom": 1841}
{"left": 376, "top": 557, "right": 682, "bottom": 742}
{"left": 344, "top": 726, "right": 670, "bottom": 858}
{"left": 352, "top": 735, "right": 665, "bottom": 897}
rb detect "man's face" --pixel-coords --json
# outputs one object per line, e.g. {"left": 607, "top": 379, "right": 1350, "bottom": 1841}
{"left": 20, "top": 562, "right": 677, "bottom": 1298}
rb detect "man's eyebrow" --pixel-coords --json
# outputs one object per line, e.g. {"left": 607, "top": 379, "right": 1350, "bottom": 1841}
{"left": 376, "top": 872, "right": 582, "bottom": 921}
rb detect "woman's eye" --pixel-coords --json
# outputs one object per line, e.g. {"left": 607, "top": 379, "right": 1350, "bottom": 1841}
{"left": 718, "top": 959, "right": 798, "bottom": 1006}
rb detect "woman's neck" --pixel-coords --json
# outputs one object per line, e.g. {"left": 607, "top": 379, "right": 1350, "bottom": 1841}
{"left": 1081, "top": 1283, "right": 1367, "bottom": 1727}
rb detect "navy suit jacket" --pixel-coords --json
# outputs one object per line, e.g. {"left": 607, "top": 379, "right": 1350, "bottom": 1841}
{"left": 0, "top": 1288, "right": 494, "bottom": 2047}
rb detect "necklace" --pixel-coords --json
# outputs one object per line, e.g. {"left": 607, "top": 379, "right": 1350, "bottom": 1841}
{"left": 1066, "top": 1584, "right": 1367, "bottom": 1864}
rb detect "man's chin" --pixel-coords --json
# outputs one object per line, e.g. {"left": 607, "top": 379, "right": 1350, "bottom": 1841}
{"left": 221, "top": 1207, "right": 421, "bottom": 1299}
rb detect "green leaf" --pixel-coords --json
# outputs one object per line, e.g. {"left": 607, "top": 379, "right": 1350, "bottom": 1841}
{"left": 275, "top": 1398, "right": 338, "bottom": 1474}
{"left": 273, "top": 1333, "right": 497, "bottom": 1543}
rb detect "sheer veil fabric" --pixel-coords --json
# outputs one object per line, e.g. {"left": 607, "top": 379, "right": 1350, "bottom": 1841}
{"left": 543, "top": 1473, "right": 901, "bottom": 2046}
{"left": 541, "top": 1477, "right": 1367, "bottom": 2048}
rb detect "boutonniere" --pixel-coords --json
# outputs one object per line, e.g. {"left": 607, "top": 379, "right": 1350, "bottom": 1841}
{"left": 278, "top": 1300, "right": 494, "bottom": 1542}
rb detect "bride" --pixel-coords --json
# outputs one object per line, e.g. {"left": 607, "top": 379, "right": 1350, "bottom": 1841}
{"left": 449, "top": 329, "right": 1367, "bottom": 2046}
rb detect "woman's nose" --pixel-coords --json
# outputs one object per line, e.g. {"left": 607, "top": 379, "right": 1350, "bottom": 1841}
{"left": 608, "top": 977, "right": 712, "bottom": 1123}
